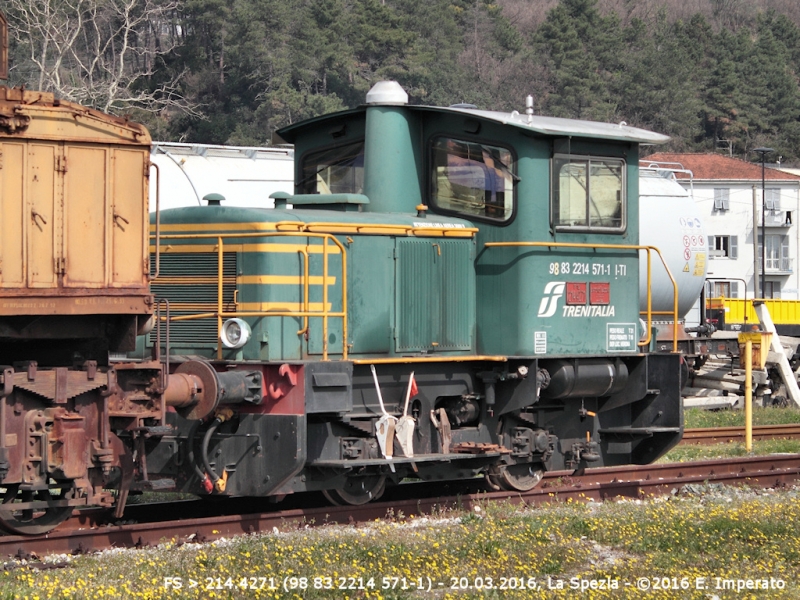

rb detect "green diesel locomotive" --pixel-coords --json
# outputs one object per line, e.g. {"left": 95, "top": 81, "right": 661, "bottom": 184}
{"left": 139, "top": 81, "right": 684, "bottom": 505}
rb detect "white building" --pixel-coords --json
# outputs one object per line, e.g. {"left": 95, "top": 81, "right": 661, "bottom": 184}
{"left": 149, "top": 142, "right": 295, "bottom": 211}
{"left": 644, "top": 153, "right": 800, "bottom": 300}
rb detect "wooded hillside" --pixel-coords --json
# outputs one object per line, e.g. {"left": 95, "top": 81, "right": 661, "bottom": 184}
{"left": 6, "top": 0, "right": 800, "bottom": 163}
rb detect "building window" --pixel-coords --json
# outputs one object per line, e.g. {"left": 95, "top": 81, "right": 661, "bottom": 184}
{"left": 710, "top": 235, "right": 737, "bottom": 259}
{"left": 763, "top": 281, "right": 781, "bottom": 299}
{"left": 552, "top": 155, "right": 625, "bottom": 231}
{"left": 709, "top": 281, "right": 738, "bottom": 298}
{"left": 765, "top": 188, "right": 781, "bottom": 211}
{"left": 713, "top": 188, "right": 730, "bottom": 211}
{"left": 758, "top": 234, "right": 792, "bottom": 272}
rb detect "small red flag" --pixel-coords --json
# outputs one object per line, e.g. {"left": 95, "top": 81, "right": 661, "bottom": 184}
{"left": 409, "top": 373, "right": 418, "bottom": 397}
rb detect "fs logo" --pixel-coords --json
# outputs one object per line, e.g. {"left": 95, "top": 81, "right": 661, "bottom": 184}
{"left": 538, "top": 282, "right": 565, "bottom": 318}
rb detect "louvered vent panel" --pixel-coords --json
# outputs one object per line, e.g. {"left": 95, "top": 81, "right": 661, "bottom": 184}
{"left": 151, "top": 252, "right": 237, "bottom": 277}
{"left": 149, "top": 252, "right": 237, "bottom": 347}
{"left": 396, "top": 240, "right": 435, "bottom": 352}
{"left": 439, "top": 241, "right": 474, "bottom": 350}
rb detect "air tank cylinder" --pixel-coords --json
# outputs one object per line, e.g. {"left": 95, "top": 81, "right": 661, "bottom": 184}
{"left": 540, "top": 359, "right": 628, "bottom": 400}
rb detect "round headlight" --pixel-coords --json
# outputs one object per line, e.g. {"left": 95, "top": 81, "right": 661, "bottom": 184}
{"left": 220, "top": 318, "right": 251, "bottom": 349}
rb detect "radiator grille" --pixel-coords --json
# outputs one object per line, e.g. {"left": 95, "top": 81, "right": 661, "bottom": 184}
{"left": 150, "top": 252, "right": 237, "bottom": 347}
{"left": 395, "top": 239, "right": 474, "bottom": 352}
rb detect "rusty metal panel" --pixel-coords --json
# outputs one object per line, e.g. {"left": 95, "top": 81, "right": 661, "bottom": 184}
{"left": 63, "top": 145, "right": 107, "bottom": 287}
{"left": 50, "top": 411, "right": 88, "bottom": 480}
{"left": 0, "top": 142, "right": 25, "bottom": 286}
{"left": 111, "top": 148, "right": 148, "bottom": 286}
{"left": 0, "top": 88, "right": 152, "bottom": 317}
{"left": 12, "top": 369, "right": 108, "bottom": 401}
{"left": 27, "top": 143, "right": 58, "bottom": 287}
{"left": 0, "top": 293, "right": 151, "bottom": 315}
{"left": 0, "top": 92, "right": 150, "bottom": 145}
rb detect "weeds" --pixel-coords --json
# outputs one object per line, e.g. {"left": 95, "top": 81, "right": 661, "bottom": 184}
{"left": 684, "top": 406, "right": 800, "bottom": 429}
{"left": 661, "top": 439, "right": 800, "bottom": 462}
{"left": 4, "top": 488, "right": 800, "bottom": 598}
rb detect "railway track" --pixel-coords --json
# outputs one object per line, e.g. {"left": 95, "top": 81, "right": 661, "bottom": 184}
{"left": 3, "top": 454, "right": 800, "bottom": 559}
{"left": 682, "top": 423, "right": 800, "bottom": 444}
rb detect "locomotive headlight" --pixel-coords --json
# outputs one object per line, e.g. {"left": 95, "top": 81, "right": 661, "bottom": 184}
{"left": 220, "top": 318, "right": 251, "bottom": 349}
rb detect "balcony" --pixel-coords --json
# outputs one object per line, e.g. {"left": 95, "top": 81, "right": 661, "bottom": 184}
{"left": 758, "top": 257, "right": 794, "bottom": 275}
{"left": 759, "top": 211, "right": 792, "bottom": 227}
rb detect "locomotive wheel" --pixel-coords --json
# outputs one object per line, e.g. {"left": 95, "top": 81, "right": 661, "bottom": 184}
{"left": 0, "top": 484, "right": 74, "bottom": 535}
{"left": 322, "top": 475, "right": 386, "bottom": 506}
{"left": 486, "top": 463, "right": 544, "bottom": 492}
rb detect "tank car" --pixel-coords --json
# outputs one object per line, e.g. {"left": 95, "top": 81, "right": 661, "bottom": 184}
{"left": 126, "top": 81, "right": 685, "bottom": 508}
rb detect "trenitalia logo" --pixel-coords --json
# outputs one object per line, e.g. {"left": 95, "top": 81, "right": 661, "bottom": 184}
{"left": 537, "top": 282, "right": 565, "bottom": 318}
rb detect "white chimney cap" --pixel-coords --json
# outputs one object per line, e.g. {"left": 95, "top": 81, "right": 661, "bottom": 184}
{"left": 366, "top": 81, "right": 408, "bottom": 105}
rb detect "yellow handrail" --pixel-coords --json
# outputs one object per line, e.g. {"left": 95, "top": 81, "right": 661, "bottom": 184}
{"left": 484, "top": 241, "right": 679, "bottom": 352}
{"left": 297, "top": 247, "right": 310, "bottom": 336}
{"left": 273, "top": 220, "right": 479, "bottom": 237}
{"left": 217, "top": 236, "right": 224, "bottom": 359}
{"left": 152, "top": 230, "right": 348, "bottom": 360}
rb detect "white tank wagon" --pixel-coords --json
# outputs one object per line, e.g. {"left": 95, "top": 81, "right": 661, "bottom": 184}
{"left": 148, "top": 142, "right": 294, "bottom": 211}
{"left": 638, "top": 167, "right": 720, "bottom": 358}
{"left": 638, "top": 167, "right": 707, "bottom": 321}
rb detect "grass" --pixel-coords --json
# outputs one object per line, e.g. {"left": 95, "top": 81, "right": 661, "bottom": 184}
{"left": 3, "top": 488, "right": 800, "bottom": 599}
{"left": 661, "top": 439, "right": 800, "bottom": 463}
{"left": 667, "top": 406, "right": 800, "bottom": 461}
{"left": 683, "top": 406, "right": 800, "bottom": 429}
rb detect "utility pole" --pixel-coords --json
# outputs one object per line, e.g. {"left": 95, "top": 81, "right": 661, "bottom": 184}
{"left": 753, "top": 148, "right": 774, "bottom": 298}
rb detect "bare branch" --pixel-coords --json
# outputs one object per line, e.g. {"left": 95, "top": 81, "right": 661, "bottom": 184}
{"left": 5, "top": 0, "right": 200, "bottom": 118}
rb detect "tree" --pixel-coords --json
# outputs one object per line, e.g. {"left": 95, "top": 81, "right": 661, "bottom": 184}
{"left": 535, "top": 0, "right": 623, "bottom": 121}
{"left": 5, "top": 0, "right": 197, "bottom": 117}
{"left": 615, "top": 12, "right": 703, "bottom": 146}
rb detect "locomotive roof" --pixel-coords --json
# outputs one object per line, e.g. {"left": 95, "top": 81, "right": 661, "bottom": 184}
{"left": 277, "top": 104, "right": 670, "bottom": 145}
{"left": 432, "top": 105, "right": 670, "bottom": 144}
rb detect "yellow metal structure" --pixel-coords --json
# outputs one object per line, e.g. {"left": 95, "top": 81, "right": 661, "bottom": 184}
{"left": 156, "top": 220, "right": 479, "bottom": 238}
{"left": 745, "top": 339, "right": 753, "bottom": 452}
{"left": 154, "top": 231, "right": 348, "bottom": 360}
{"left": 151, "top": 221, "right": 479, "bottom": 361}
{"left": 738, "top": 331, "right": 772, "bottom": 370}
{"left": 708, "top": 297, "right": 800, "bottom": 328}
{"left": 0, "top": 86, "right": 151, "bottom": 316}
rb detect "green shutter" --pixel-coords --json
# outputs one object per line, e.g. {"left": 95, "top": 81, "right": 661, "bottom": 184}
{"left": 395, "top": 239, "right": 474, "bottom": 352}
{"left": 396, "top": 239, "right": 437, "bottom": 351}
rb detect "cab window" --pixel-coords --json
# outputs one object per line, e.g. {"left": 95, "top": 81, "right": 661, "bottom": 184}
{"left": 430, "top": 137, "right": 515, "bottom": 222}
{"left": 553, "top": 155, "right": 625, "bottom": 231}
{"left": 299, "top": 140, "right": 364, "bottom": 194}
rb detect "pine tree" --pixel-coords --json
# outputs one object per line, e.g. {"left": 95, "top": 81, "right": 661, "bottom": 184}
{"left": 535, "top": 0, "right": 622, "bottom": 121}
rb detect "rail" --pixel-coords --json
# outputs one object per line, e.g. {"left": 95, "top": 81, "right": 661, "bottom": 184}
{"left": 152, "top": 231, "right": 347, "bottom": 360}
{"left": 5, "top": 455, "right": 800, "bottom": 554}
{"left": 484, "top": 241, "right": 679, "bottom": 352}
